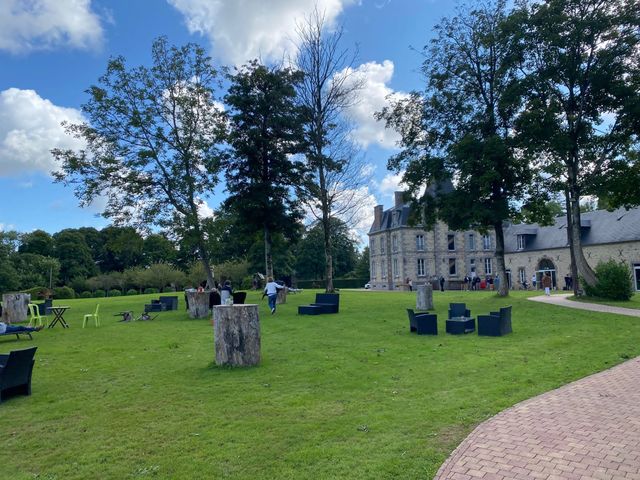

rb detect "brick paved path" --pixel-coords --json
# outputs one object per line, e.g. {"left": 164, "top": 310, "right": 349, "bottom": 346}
{"left": 435, "top": 327, "right": 640, "bottom": 479}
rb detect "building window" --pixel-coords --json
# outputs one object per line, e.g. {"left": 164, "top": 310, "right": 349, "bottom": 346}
{"left": 417, "top": 258, "right": 425, "bottom": 277}
{"left": 484, "top": 258, "right": 492, "bottom": 274}
{"left": 381, "top": 262, "right": 387, "bottom": 279}
{"left": 381, "top": 240, "right": 385, "bottom": 254}
{"left": 448, "top": 234, "right": 455, "bottom": 251}
{"left": 393, "top": 258, "right": 399, "bottom": 278}
{"left": 449, "top": 258, "right": 457, "bottom": 275}
{"left": 518, "top": 267, "right": 526, "bottom": 285}
{"left": 392, "top": 234, "right": 398, "bottom": 253}
{"left": 482, "top": 234, "right": 491, "bottom": 250}
{"left": 517, "top": 235, "right": 526, "bottom": 250}
{"left": 416, "top": 234, "right": 425, "bottom": 251}
{"left": 370, "top": 238, "right": 375, "bottom": 254}
{"left": 470, "top": 258, "right": 476, "bottom": 273}
{"left": 468, "top": 233, "right": 475, "bottom": 250}
{"left": 371, "top": 261, "right": 377, "bottom": 278}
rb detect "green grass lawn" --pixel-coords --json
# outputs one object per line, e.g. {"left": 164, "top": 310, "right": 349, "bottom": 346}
{"left": 2, "top": 290, "right": 640, "bottom": 479}
{"left": 569, "top": 293, "right": 640, "bottom": 310}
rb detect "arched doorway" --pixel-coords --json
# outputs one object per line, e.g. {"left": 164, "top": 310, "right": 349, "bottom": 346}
{"left": 536, "top": 258, "right": 556, "bottom": 289}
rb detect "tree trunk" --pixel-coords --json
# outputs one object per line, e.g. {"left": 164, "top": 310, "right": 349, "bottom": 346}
{"left": 493, "top": 222, "right": 509, "bottom": 297}
{"left": 185, "top": 290, "right": 210, "bottom": 319}
{"left": 323, "top": 215, "right": 334, "bottom": 293}
{"left": 2, "top": 293, "right": 31, "bottom": 323}
{"left": 264, "top": 225, "right": 273, "bottom": 280}
{"left": 565, "top": 189, "right": 580, "bottom": 296}
{"left": 214, "top": 304, "right": 260, "bottom": 367}
{"left": 568, "top": 191, "right": 596, "bottom": 287}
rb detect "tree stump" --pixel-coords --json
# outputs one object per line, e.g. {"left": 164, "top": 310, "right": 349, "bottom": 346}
{"left": 276, "top": 287, "right": 287, "bottom": 305}
{"left": 185, "top": 290, "right": 210, "bottom": 319}
{"left": 214, "top": 304, "right": 260, "bottom": 367}
{"left": 416, "top": 284, "right": 433, "bottom": 311}
{"left": 2, "top": 293, "right": 31, "bottom": 323}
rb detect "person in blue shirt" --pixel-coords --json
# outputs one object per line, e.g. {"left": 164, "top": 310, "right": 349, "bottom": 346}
{"left": 0, "top": 322, "right": 43, "bottom": 334}
{"left": 263, "top": 277, "right": 284, "bottom": 314}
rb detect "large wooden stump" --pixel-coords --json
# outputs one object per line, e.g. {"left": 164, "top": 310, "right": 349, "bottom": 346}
{"left": 416, "top": 284, "right": 433, "bottom": 311}
{"left": 185, "top": 290, "right": 210, "bottom": 319}
{"left": 2, "top": 293, "right": 31, "bottom": 323}
{"left": 214, "top": 304, "right": 260, "bottom": 367}
{"left": 276, "top": 287, "right": 287, "bottom": 305}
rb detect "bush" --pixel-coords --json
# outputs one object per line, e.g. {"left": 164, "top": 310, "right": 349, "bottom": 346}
{"left": 109, "top": 289, "right": 122, "bottom": 297}
{"left": 23, "top": 286, "right": 52, "bottom": 300}
{"left": 583, "top": 260, "right": 633, "bottom": 301}
{"left": 53, "top": 286, "right": 76, "bottom": 299}
{"left": 94, "top": 289, "right": 106, "bottom": 298}
{"left": 144, "top": 288, "right": 159, "bottom": 294}
{"left": 126, "top": 289, "right": 138, "bottom": 296}
{"left": 81, "top": 291, "right": 92, "bottom": 298}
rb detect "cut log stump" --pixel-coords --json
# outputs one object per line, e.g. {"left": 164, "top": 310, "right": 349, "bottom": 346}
{"left": 2, "top": 293, "right": 31, "bottom": 324}
{"left": 185, "top": 290, "right": 211, "bottom": 319}
{"left": 276, "top": 287, "right": 287, "bottom": 305}
{"left": 214, "top": 304, "right": 260, "bottom": 367}
{"left": 416, "top": 284, "right": 433, "bottom": 311}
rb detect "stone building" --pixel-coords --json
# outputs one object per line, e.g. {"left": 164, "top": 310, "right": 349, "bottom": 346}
{"left": 368, "top": 192, "right": 640, "bottom": 292}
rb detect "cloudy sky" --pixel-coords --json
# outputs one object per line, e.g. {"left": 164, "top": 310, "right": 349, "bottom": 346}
{"left": 0, "top": 0, "right": 458, "bottom": 242}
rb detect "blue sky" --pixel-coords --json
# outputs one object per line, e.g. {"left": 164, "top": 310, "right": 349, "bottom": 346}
{"left": 0, "top": 0, "right": 459, "bottom": 241}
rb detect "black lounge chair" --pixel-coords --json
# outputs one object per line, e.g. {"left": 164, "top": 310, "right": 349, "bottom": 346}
{"left": 448, "top": 303, "right": 471, "bottom": 319}
{"left": 209, "top": 291, "right": 221, "bottom": 309}
{"left": 232, "top": 292, "right": 247, "bottom": 304}
{"left": 477, "top": 306, "right": 512, "bottom": 336}
{"left": 158, "top": 296, "right": 178, "bottom": 311}
{"left": 0, "top": 347, "right": 37, "bottom": 403}
{"left": 407, "top": 309, "right": 437, "bottom": 335}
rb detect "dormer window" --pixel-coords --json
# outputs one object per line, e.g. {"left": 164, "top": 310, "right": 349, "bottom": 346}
{"left": 517, "top": 234, "right": 526, "bottom": 250}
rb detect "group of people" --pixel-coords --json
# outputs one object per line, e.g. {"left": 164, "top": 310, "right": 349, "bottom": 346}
{"left": 461, "top": 274, "right": 500, "bottom": 291}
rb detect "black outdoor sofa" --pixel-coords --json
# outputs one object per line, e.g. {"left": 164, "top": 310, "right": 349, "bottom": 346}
{"left": 144, "top": 295, "right": 179, "bottom": 313}
{"left": 298, "top": 293, "right": 340, "bottom": 315}
{"left": 0, "top": 346, "right": 37, "bottom": 403}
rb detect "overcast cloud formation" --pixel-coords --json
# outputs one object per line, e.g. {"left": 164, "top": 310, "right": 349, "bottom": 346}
{"left": 0, "top": 0, "right": 104, "bottom": 54}
{"left": 0, "top": 88, "right": 85, "bottom": 176}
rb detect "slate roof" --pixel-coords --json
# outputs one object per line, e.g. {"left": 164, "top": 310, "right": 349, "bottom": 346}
{"left": 369, "top": 203, "right": 640, "bottom": 251}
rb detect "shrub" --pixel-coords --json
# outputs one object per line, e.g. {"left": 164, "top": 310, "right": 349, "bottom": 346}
{"left": 109, "top": 289, "right": 122, "bottom": 297}
{"left": 94, "top": 289, "right": 106, "bottom": 298}
{"left": 23, "top": 286, "right": 52, "bottom": 300}
{"left": 583, "top": 260, "right": 633, "bottom": 301}
{"left": 81, "top": 291, "right": 92, "bottom": 298}
{"left": 144, "top": 288, "right": 159, "bottom": 294}
{"left": 126, "top": 289, "right": 138, "bottom": 296}
{"left": 53, "top": 286, "right": 76, "bottom": 299}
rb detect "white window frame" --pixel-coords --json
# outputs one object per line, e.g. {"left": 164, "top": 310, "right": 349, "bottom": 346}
{"left": 371, "top": 261, "right": 377, "bottom": 278}
{"left": 416, "top": 234, "right": 425, "bottom": 251}
{"left": 483, "top": 234, "right": 491, "bottom": 250}
{"left": 517, "top": 235, "right": 526, "bottom": 250}
{"left": 370, "top": 238, "right": 375, "bottom": 254}
{"left": 468, "top": 233, "right": 475, "bottom": 250}
{"left": 484, "top": 258, "right": 493, "bottom": 274}
{"left": 417, "top": 258, "right": 425, "bottom": 277}
{"left": 392, "top": 234, "right": 398, "bottom": 253}
{"left": 393, "top": 258, "right": 399, "bottom": 278}
{"left": 518, "top": 267, "right": 526, "bottom": 285}
{"left": 381, "top": 262, "right": 387, "bottom": 279}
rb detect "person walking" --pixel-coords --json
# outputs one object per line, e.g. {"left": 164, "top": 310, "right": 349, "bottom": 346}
{"left": 439, "top": 276, "right": 445, "bottom": 292}
{"left": 531, "top": 273, "right": 537, "bottom": 290}
{"left": 407, "top": 279, "right": 413, "bottom": 292}
{"left": 264, "top": 277, "right": 284, "bottom": 314}
{"left": 542, "top": 273, "right": 552, "bottom": 296}
{"left": 220, "top": 280, "right": 233, "bottom": 304}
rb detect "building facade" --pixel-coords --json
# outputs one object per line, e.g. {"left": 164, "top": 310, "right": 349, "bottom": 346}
{"left": 368, "top": 192, "right": 640, "bottom": 292}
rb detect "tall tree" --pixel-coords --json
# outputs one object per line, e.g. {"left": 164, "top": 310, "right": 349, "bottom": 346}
{"left": 294, "top": 9, "right": 368, "bottom": 292}
{"left": 378, "top": 0, "right": 537, "bottom": 296}
{"left": 100, "top": 226, "right": 144, "bottom": 272}
{"left": 18, "top": 230, "right": 53, "bottom": 257}
{"left": 516, "top": 0, "right": 640, "bottom": 291}
{"left": 52, "top": 229, "right": 97, "bottom": 283}
{"left": 223, "top": 61, "right": 307, "bottom": 279}
{"left": 52, "top": 37, "right": 227, "bottom": 288}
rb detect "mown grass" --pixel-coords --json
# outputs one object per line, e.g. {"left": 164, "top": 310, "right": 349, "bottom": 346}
{"left": 569, "top": 293, "right": 640, "bottom": 310}
{"left": 1, "top": 290, "right": 639, "bottom": 479}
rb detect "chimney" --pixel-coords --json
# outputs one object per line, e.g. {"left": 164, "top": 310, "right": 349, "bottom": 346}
{"left": 374, "top": 205, "right": 383, "bottom": 229}
{"left": 394, "top": 191, "right": 405, "bottom": 208}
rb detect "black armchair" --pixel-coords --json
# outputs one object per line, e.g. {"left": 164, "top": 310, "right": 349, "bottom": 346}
{"left": 407, "top": 309, "right": 438, "bottom": 335}
{"left": 232, "top": 292, "right": 247, "bottom": 304}
{"left": 477, "top": 306, "right": 512, "bottom": 336}
{"left": 0, "top": 347, "right": 37, "bottom": 403}
{"left": 448, "top": 303, "right": 471, "bottom": 319}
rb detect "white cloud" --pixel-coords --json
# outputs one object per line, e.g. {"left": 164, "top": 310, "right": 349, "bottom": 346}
{"left": 167, "top": 0, "right": 357, "bottom": 64}
{"left": 0, "top": 0, "right": 104, "bottom": 54}
{"left": 341, "top": 60, "right": 408, "bottom": 149}
{"left": 197, "top": 199, "right": 215, "bottom": 219}
{"left": 377, "top": 172, "right": 407, "bottom": 199}
{"left": 0, "top": 88, "right": 85, "bottom": 176}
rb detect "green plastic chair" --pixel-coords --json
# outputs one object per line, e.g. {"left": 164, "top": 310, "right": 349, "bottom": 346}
{"left": 83, "top": 304, "right": 100, "bottom": 328}
{"left": 27, "top": 303, "right": 47, "bottom": 328}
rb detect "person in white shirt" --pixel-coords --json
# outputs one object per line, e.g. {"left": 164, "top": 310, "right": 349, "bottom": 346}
{"left": 0, "top": 322, "right": 43, "bottom": 334}
{"left": 264, "top": 277, "right": 284, "bottom": 314}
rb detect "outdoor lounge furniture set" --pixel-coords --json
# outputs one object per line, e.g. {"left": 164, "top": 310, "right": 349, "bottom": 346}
{"left": 298, "top": 293, "right": 340, "bottom": 315}
{"left": 144, "top": 295, "right": 179, "bottom": 313}
{"left": 0, "top": 346, "right": 37, "bottom": 404}
{"left": 408, "top": 303, "right": 512, "bottom": 337}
